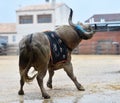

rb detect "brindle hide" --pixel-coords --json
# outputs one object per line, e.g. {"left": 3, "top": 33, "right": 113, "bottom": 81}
{"left": 18, "top": 8, "right": 95, "bottom": 99}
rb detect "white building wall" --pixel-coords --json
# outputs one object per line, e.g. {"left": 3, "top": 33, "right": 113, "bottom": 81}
{"left": 16, "top": 4, "right": 70, "bottom": 42}
{"left": 16, "top": 10, "right": 55, "bottom": 42}
{"left": 55, "top": 4, "right": 70, "bottom": 26}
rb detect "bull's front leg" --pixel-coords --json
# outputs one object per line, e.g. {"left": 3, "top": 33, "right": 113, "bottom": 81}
{"left": 64, "top": 62, "right": 85, "bottom": 91}
{"left": 47, "top": 69, "right": 54, "bottom": 89}
{"left": 36, "top": 68, "right": 50, "bottom": 99}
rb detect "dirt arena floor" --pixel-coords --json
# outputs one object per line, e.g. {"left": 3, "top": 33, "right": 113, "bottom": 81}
{"left": 0, "top": 55, "right": 120, "bottom": 103}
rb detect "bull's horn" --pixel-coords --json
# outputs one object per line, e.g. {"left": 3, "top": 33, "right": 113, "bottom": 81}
{"left": 68, "top": 8, "right": 94, "bottom": 38}
{"left": 68, "top": 8, "right": 76, "bottom": 27}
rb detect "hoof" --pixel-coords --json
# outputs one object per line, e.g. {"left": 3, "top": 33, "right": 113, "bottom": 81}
{"left": 43, "top": 94, "right": 50, "bottom": 99}
{"left": 47, "top": 82, "right": 52, "bottom": 89}
{"left": 77, "top": 85, "right": 85, "bottom": 91}
{"left": 18, "top": 90, "right": 24, "bottom": 95}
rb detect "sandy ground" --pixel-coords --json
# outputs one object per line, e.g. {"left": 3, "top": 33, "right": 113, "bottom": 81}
{"left": 0, "top": 55, "right": 120, "bottom": 103}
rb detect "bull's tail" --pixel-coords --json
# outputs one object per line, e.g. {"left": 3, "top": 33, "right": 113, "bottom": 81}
{"left": 21, "top": 55, "right": 37, "bottom": 83}
{"left": 20, "top": 34, "right": 37, "bottom": 83}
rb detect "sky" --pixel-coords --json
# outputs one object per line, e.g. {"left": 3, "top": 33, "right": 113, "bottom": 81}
{"left": 0, "top": 0, "right": 120, "bottom": 23}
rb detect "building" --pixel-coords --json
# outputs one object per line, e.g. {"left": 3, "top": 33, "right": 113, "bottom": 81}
{"left": 0, "top": 23, "right": 17, "bottom": 44}
{"left": 76, "top": 13, "right": 120, "bottom": 55}
{"left": 0, "top": 3, "right": 70, "bottom": 45}
{"left": 16, "top": 3, "right": 70, "bottom": 42}
{"left": 0, "top": 23, "right": 18, "bottom": 55}
{"left": 85, "top": 13, "right": 120, "bottom": 23}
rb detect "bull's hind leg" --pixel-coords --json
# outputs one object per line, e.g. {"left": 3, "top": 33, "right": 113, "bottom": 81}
{"left": 18, "top": 76, "right": 25, "bottom": 95}
{"left": 64, "top": 62, "right": 85, "bottom": 91}
{"left": 47, "top": 69, "right": 54, "bottom": 89}
{"left": 18, "top": 68, "right": 25, "bottom": 95}
{"left": 36, "top": 66, "right": 50, "bottom": 99}
{"left": 18, "top": 54, "right": 26, "bottom": 95}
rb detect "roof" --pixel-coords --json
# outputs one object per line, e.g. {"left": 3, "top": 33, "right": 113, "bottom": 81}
{"left": 0, "top": 23, "right": 16, "bottom": 34}
{"left": 16, "top": 3, "right": 66, "bottom": 12}
{"left": 85, "top": 13, "right": 120, "bottom": 23}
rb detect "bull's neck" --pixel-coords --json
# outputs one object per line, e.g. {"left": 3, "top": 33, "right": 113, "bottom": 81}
{"left": 56, "top": 26, "right": 82, "bottom": 51}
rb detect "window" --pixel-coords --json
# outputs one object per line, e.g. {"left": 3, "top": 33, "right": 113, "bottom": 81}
{"left": 19, "top": 15, "right": 33, "bottom": 24}
{"left": 37, "top": 14, "right": 52, "bottom": 23}
{"left": 12, "top": 35, "right": 16, "bottom": 42}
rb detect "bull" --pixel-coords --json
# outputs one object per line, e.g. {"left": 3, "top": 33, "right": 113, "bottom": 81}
{"left": 18, "top": 8, "right": 95, "bottom": 99}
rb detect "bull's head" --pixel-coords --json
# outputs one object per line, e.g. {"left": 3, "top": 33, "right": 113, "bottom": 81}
{"left": 69, "top": 8, "right": 95, "bottom": 40}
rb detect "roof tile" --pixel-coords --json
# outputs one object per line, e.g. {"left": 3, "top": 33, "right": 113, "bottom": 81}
{"left": 0, "top": 23, "right": 16, "bottom": 34}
